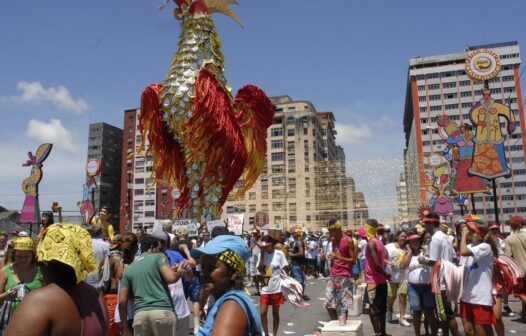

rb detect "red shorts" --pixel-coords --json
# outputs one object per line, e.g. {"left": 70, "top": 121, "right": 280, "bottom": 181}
{"left": 260, "top": 292, "right": 285, "bottom": 306}
{"left": 459, "top": 301, "right": 496, "bottom": 325}
{"left": 514, "top": 277, "right": 526, "bottom": 298}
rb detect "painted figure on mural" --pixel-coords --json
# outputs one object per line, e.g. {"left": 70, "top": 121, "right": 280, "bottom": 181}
{"left": 437, "top": 115, "right": 488, "bottom": 194}
{"left": 20, "top": 144, "right": 53, "bottom": 224}
{"left": 424, "top": 153, "right": 453, "bottom": 217}
{"left": 468, "top": 88, "right": 516, "bottom": 179}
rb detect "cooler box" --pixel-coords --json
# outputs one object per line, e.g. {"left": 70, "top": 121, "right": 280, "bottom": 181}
{"left": 321, "top": 320, "right": 363, "bottom": 336}
{"left": 349, "top": 294, "right": 362, "bottom": 316}
{"left": 357, "top": 283, "right": 366, "bottom": 297}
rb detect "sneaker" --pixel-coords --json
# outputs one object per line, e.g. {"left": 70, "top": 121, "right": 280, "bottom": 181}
{"left": 400, "top": 318, "right": 411, "bottom": 327}
{"left": 503, "top": 305, "right": 516, "bottom": 317}
{"left": 386, "top": 310, "right": 393, "bottom": 322}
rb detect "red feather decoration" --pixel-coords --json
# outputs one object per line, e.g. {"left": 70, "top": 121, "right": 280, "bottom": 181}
{"left": 184, "top": 68, "right": 247, "bottom": 212}
{"left": 139, "top": 84, "right": 189, "bottom": 211}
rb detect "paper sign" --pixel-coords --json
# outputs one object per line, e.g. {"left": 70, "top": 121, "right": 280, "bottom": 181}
{"left": 226, "top": 214, "right": 244, "bottom": 235}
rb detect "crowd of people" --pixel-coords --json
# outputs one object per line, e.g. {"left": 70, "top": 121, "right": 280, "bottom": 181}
{"left": 0, "top": 207, "right": 524, "bottom": 336}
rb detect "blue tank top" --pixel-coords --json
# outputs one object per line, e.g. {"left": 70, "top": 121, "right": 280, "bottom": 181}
{"left": 197, "top": 289, "right": 262, "bottom": 336}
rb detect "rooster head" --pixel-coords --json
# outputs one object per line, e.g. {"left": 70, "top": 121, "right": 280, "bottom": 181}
{"left": 168, "top": 0, "right": 242, "bottom": 26}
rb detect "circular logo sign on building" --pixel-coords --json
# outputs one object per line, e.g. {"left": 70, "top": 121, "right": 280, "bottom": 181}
{"left": 465, "top": 49, "right": 501, "bottom": 81}
{"left": 86, "top": 159, "right": 102, "bottom": 177}
{"left": 254, "top": 212, "right": 269, "bottom": 228}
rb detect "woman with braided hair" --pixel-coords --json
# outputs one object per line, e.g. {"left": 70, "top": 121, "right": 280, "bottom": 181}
{"left": 459, "top": 216, "right": 499, "bottom": 336}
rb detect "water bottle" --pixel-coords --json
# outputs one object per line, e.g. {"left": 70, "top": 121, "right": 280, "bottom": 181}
{"left": 17, "top": 284, "right": 27, "bottom": 299}
{"left": 339, "top": 305, "right": 347, "bottom": 326}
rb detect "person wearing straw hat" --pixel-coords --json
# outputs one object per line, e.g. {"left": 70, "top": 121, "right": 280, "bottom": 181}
{"left": 325, "top": 219, "right": 356, "bottom": 322}
{"left": 5, "top": 223, "right": 108, "bottom": 336}
{"left": 191, "top": 234, "right": 262, "bottom": 336}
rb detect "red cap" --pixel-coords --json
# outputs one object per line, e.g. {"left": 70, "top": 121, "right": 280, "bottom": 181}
{"left": 377, "top": 225, "right": 385, "bottom": 232}
{"left": 407, "top": 234, "right": 421, "bottom": 241}
{"left": 489, "top": 223, "right": 499, "bottom": 230}
{"left": 510, "top": 215, "right": 524, "bottom": 227}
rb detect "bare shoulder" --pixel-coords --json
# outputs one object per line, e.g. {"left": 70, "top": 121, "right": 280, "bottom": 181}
{"left": 212, "top": 299, "right": 248, "bottom": 336}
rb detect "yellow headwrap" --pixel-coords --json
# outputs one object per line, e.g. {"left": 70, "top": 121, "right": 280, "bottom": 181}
{"left": 364, "top": 223, "right": 377, "bottom": 240}
{"left": 13, "top": 237, "right": 35, "bottom": 251}
{"left": 218, "top": 249, "right": 245, "bottom": 274}
{"left": 328, "top": 221, "right": 342, "bottom": 230}
{"left": 37, "top": 223, "right": 97, "bottom": 284}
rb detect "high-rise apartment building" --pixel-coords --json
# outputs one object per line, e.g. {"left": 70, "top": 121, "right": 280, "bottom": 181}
{"left": 220, "top": 95, "right": 361, "bottom": 230}
{"left": 119, "top": 109, "right": 172, "bottom": 233}
{"left": 403, "top": 41, "right": 526, "bottom": 226}
{"left": 394, "top": 172, "right": 409, "bottom": 225}
{"left": 87, "top": 122, "right": 123, "bottom": 225}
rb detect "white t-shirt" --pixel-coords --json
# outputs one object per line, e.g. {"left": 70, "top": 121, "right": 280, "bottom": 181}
{"left": 358, "top": 239, "right": 367, "bottom": 260}
{"left": 85, "top": 238, "right": 110, "bottom": 287}
{"left": 429, "top": 230, "right": 454, "bottom": 290}
{"left": 261, "top": 249, "right": 288, "bottom": 295}
{"left": 385, "top": 243, "right": 407, "bottom": 283}
{"left": 306, "top": 240, "right": 318, "bottom": 259}
{"left": 407, "top": 254, "right": 431, "bottom": 284}
{"left": 169, "top": 279, "right": 191, "bottom": 319}
{"left": 461, "top": 242, "right": 494, "bottom": 306}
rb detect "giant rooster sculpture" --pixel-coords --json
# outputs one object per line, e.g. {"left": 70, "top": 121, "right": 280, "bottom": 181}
{"left": 139, "top": 0, "right": 274, "bottom": 220}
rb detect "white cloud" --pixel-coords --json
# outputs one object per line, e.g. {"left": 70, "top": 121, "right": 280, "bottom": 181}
{"left": 335, "top": 122, "right": 372, "bottom": 144}
{"left": 25, "top": 119, "right": 79, "bottom": 153}
{"left": 380, "top": 115, "right": 395, "bottom": 126}
{"left": 15, "top": 81, "right": 88, "bottom": 113}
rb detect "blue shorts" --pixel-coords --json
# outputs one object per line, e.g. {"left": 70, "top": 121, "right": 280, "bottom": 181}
{"left": 183, "top": 275, "right": 201, "bottom": 302}
{"left": 291, "top": 264, "right": 305, "bottom": 286}
{"left": 408, "top": 283, "right": 434, "bottom": 312}
{"left": 352, "top": 263, "right": 360, "bottom": 275}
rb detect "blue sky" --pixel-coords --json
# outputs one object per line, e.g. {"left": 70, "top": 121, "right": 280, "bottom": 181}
{"left": 1, "top": 0, "right": 525, "bottom": 222}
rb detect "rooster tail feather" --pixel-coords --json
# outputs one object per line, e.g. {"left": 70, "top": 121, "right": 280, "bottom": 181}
{"left": 184, "top": 68, "right": 247, "bottom": 212}
{"left": 232, "top": 85, "right": 274, "bottom": 199}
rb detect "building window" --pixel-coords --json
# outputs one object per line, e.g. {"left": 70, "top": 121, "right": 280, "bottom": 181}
{"left": 272, "top": 202, "right": 284, "bottom": 211}
{"left": 270, "top": 128, "right": 283, "bottom": 137}
{"left": 271, "top": 140, "right": 284, "bottom": 149}
{"left": 249, "top": 204, "right": 256, "bottom": 212}
{"left": 135, "top": 178, "right": 144, "bottom": 184}
{"left": 134, "top": 189, "right": 144, "bottom": 195}
{"left": 145, "top": 200, "right": 155, "bottom": 206}
{"left": 289, "top": 215, "right": 297, "bottom": 222}
{"left": 144, "top": 211, "right": 155, "bottom": 217}
{"left": 271, "top": 152, "right": 284, "bottom": 161}
{"left": 306, "top": 215, "right": 311, "bottom": 222}
{"left": 289, "top": 203, "right": 296, "bottom": 211}
{"left": 249, "top": 192, "right": 256, "bottom": 200}
{"left": 271, "top": 165, "right": 285, "bottom": 174}
{"left": 287, "top": 128, "right": 295, "bottom": 136}
{"left": 261, "top": 204, "right": 268, "bottom": 211}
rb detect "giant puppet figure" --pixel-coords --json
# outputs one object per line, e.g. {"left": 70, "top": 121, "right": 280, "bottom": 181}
{"left": 465, "top": 49, "right": 516, "bottom": 179}
{"left": 139, "top": 0, "right": 274, "bottom": 220}
{"left": 20, "top": 143, "right": 53, "bottom": 224}
{"left": 437, "top": 115, "right": 488, "bottom": 194}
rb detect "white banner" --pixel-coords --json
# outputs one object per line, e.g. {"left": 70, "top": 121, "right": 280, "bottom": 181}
{"left": 226, "top": 214, "right": 244, "bottom": 235}
{"left": 206, "top": 220, "right": 226, "bottom": 233}
{"left": 173, "top": 219, "right": 197, "bottom": 236}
